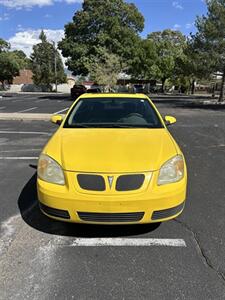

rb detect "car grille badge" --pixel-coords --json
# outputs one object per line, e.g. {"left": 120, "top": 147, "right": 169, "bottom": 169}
{"left": 108, "top": 176, "right": 114, "bottom": 189}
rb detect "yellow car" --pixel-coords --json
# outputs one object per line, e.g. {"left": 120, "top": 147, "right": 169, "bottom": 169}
{"left": 37, "top": 93, "right": 187, "bottom": 224}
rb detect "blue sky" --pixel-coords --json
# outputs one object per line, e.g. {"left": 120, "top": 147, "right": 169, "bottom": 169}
{"left": 0, "top": 0, "right": 207, "bottom": 57}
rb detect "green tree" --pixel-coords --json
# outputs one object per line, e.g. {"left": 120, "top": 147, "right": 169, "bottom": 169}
{"left": 0, "top": 38, "right": 10, "bottom": 52}
{"left": 175, "top": 39, "right": 214, "bottom": 95}
{"left": 58, "top": 0, "right": 144, "bottom": 78}
{"left": 12, "top": 50, "right": 31, "bottom": 69}
{"left": 85, "top": 47, "right": 122, "bottom": 89}
{"left": 0, "top": 38, "right": 29, "bottom": 89}
{"left": 147, "top": 29, "right": 186, "bottom": 92}
{"left": 31, "top": 31, "right": 66, "bottom": 90}
{"left": 192, "top": 0, "right": 225, "bottom": 102}
{"left": 129, "top": 39, "right": 158, "bottom": 80}
{"left": 0, "top": 52, "right": 20, "bottom": 88}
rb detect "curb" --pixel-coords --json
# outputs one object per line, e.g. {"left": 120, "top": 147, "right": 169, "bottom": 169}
{"left": 0, "top": 113, "right": 53, "bottom": 121}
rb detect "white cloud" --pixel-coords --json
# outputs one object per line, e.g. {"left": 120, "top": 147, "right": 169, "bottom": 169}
{"left": 0, "top": 13, "right": 9, "bottom": 21}
{"left": 172, "top": 1, "right": 183, "bottom": 10}
{"left": 8, "top": 29, "right": 64, "bottom": 57}
{"left": 0, "top": 0, "right": 82, "bottom": 9}
{"left": 185, "top": 22, "right": 195, "bottom": 29}
{"left": 173, "top": 24, "right": 181, "bottom": 30}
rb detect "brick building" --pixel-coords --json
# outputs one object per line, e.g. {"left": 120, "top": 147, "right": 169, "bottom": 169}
{"left": 13, "top": 69, "right": 33, "bottom": 84}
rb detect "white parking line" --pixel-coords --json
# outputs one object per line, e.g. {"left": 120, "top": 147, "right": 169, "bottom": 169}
{"left": 0, "top": 130, "right": 50, "bottom": 135}
{"left": 67, "top": 238, "right": 186, "bottom": 247}
{"left": 53, "top": 107, "right": 69, "bottom": 114}
{"left": 0, "top": 157, "right": 38, "bottom": 160}
{"left": 35, "top": 99, "right": 46, "bottom": 103}
{"left": 16, "top": 107, "right": 38, "bottom": 113}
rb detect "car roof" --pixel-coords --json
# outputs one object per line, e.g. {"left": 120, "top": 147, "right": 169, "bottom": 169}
{"left": 79, "top": 93, "right": 149, "bottom": 99}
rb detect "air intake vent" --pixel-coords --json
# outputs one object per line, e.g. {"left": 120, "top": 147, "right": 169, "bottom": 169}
{"left": 77, "top": 174, "right": 105, "bottom": 191}
{"left": 151, "top": 202, "right": 185, "bottom": 220}
{"left": 40, "top": 203, "right": 70, "bottom": 219}
{"left": 116, "top": 174, "right": 145, "bottom": 191}
{"left": 77, "top": 212, "right": 144, "bottom": 223}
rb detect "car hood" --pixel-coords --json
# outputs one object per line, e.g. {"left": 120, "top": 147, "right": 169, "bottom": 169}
{"left": 44, "top": 128, "right": 178, "bottom": 173}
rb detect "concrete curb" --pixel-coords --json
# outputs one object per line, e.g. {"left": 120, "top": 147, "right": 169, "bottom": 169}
{"left": 0, "top": 113, "right": 53, "bottom": 121}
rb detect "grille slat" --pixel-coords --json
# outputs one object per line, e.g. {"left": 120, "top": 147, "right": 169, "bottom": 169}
{"left": 78, "top": 212, "right": 144, "bottom": 222}
{"left": 77, "top": 174, "right": 105, "bottom": 191}
{"left": 116, "top": 174, "right": 145, "bottom": 191}
{"left": 151, "top": 202, "right": 185, "bottom": 220}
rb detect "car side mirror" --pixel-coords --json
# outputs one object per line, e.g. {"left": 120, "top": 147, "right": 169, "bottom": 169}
{"left": 164, "top": 115, "right": 176, "bottom": 126}
{"left": 51, "top": 114, "right": 63, "bottom": 125}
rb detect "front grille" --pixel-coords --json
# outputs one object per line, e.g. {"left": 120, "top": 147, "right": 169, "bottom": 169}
{"left": 116, "top": 174, "right": 145, "bottom": 191}
{"left": 77, "top": 174, "right": 105, "bottom": 191}
{"left": 151, "top": 202, "right": 185, "bottom": 220}
{"left": 77, "top": 212, "right": 144, "bottom": 222}
{"left": 39, "top": 203, "right": 70, "bottom": 219}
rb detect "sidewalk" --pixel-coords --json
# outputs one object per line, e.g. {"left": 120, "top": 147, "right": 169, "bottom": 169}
{"left": 0, "top": 113, "right": 52, "bottom": 121}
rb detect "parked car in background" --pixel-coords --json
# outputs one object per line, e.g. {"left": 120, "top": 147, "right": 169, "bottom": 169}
{"left": 87, "top": 88, "right": 102, "bottom": 93}
{"left": 71, "top": 84, "right": 87, "bottom": 100}
{"left": 133, "top": 84, "right": 144, "bottom": 93}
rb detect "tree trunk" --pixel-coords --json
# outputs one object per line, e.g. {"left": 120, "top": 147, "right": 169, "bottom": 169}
{"left": 191, "top": 79, "right": 195, "bottom": 95}
{"left": 1, "top": 81, "right": 5, "bottom": 90}
{"left": 161, "top": 78, "right": 166, "bottom": 93}
{"left": 219, "top": 70, "right": 225, "bottom": 102}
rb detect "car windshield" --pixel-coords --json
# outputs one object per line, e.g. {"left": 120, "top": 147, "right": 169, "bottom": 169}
{"left": 64, "top": 97, "right": 163, "bottom": 128}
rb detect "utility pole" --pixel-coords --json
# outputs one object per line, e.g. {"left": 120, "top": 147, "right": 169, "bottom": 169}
{"left": 53, "top": 41, "right": 57, "bottom": 93}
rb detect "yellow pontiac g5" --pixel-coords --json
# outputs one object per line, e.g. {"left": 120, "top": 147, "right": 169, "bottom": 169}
{"left": 37, "top": 94, "right": 187, "bottom": 224}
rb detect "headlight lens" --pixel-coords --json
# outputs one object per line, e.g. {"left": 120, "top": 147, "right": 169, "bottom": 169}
{"left": 158, "top": 155, "right": 184, "bottom": 185}
{"left": 38, "top": 154, "right": 65, "bottom": 185}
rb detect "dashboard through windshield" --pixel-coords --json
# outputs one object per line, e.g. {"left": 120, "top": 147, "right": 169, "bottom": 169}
{"left": 64, "top": 97, "right": 163, "bottom": 128}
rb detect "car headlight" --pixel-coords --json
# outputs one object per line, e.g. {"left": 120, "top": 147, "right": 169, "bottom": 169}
{"left": 158, "top": 155, "right": 184, "bottom": 185}
{"left": 38, "top": 154, "right": 65, "bottom": 185}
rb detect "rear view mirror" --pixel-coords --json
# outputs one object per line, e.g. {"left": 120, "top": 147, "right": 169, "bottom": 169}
{"left": 164, "top": 115, "right": 176, "bottom": 126}
{"left": 51, "top": 114, "right": 63, "bottom": 125}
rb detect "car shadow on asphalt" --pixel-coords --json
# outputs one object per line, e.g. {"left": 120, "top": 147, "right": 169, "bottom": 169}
{"left": 18, "top": 173, "right": 161, "bottom": 238}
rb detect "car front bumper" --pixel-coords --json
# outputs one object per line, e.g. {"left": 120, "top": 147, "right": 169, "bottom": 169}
{"left": 37, "top": 170, "right": 187, "bottom": 224}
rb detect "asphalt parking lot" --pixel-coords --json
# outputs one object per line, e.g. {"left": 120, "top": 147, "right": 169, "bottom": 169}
{"left": 0, "top": 94, "right": 225, "bottom": 299}
{"left": 0, "top": 93, "right": 71, "bottom": 114}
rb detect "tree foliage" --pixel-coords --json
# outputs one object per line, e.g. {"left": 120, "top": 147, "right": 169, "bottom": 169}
{"left": 85, "top": 47, "right": 122, "bottom": 88}
{"left": 0, "top": 38, "right": 10, "bottom": 52}
{"left": 191, "top": 0, "right": 225, "bottom": 101}
{"left": 129, "top": 39, "right": 158, "bottom": 80}
{"left": 0, "top": 38, "right": 29, "bottom": 88}
{"left": 58, "top": 0, "right": 144, "bottom": 78}
{"left": 0, "top": 52, "right": 20, "bottom": 87}
{"left": 147, "top": 30, "right": 187, "bottom": 92}
{"left": 31, "top": 31, "right": 66, "bottom": 89}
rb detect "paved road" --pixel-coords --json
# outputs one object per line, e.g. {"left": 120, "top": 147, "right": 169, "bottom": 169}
{"left": 0, "top": 96, "right": 225, "bottom": 299}
{"left": 0, "top": 93, "right": 71, "bottom": 115}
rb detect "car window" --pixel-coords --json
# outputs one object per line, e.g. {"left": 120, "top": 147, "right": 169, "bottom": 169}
{"left": 64, "top": 98, "right": 163, "bottom": 128}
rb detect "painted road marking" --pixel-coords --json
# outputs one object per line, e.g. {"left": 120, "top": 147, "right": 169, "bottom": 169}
{"left": 16, "top": 107, "right": 38, "bottom": 113}
{"left": 0, "top": 107, "right": 5, "bottom": 110}
{"left": 66, "top": 238, "right": 186, "bottom": 247}
{"left": 0, "top": 130, "right": 50, "bottom": 135}
{"left": 0, "top": 157, "right": 39, "bottom": 160}
{"left": 35, "top": 99, "right": 46, "bottom": 103}
{"left": 53, "top": 107, "right": 69, "bottom": 115}
{"left": 0, "top": 149, "right": 41, "bottom": 153}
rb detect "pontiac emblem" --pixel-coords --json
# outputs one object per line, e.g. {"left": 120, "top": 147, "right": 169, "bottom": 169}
{"left": 108, "top": 176, "right": 114, "bottom": 189}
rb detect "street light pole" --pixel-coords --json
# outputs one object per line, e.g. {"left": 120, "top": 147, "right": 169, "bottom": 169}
{"left": 53, "top": 41, "right": 57, "bottom": 93}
